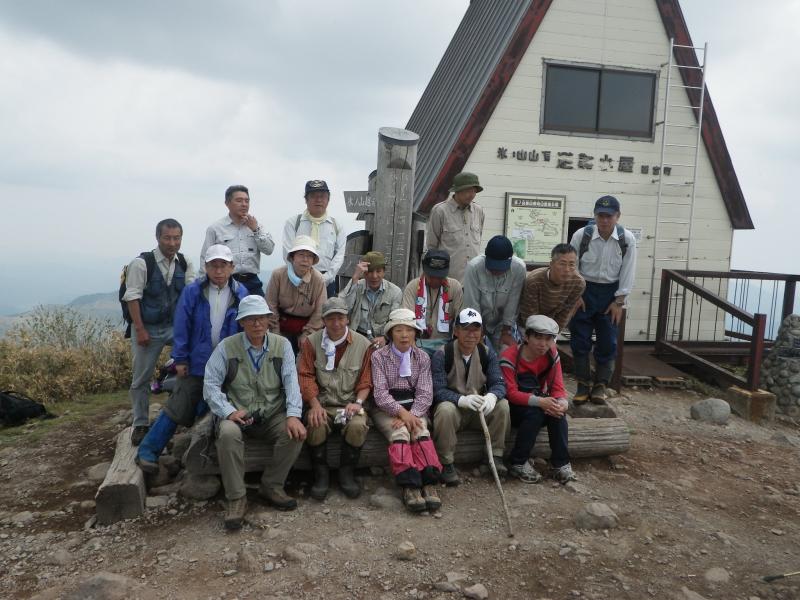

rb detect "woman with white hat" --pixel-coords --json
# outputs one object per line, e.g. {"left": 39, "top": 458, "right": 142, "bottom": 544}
{"left": 369, "top": 308, "right": 443, "bottom": 513}
{"left": 266, "top": 235, "right": 327, "bottom": 354}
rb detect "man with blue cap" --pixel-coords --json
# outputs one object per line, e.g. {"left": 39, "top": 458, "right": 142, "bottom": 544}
{"left": 568, "top": 195, "right": 637, "bottom": 405}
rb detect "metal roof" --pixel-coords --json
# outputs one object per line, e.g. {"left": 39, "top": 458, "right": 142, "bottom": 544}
{"left": 406, "top": 0, "right": 532, "bottom": 212}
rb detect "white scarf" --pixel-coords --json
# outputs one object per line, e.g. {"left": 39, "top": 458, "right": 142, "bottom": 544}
{"left": 391, "top": 343, "right": 413, "bottom": 377}
{"left": 321, "top": 326, "right": 349, "bottom": 371}
{"left": 303, "top": 209, "right": 328, "bottom": 245}
{"left": 415, "top": 281, "right": 449, "bottom": 334}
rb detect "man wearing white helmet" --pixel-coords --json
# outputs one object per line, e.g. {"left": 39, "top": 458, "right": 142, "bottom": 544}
{"left": 204, "top": 295, "right": 307, "bottom": 530}
{"left": 499, "top": 315, "right": 576, "bottom": 484}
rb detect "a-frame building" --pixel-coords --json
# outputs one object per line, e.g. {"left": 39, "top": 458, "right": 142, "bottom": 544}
{"left": 406, "top": 0, "right": 753, "bottom": 341}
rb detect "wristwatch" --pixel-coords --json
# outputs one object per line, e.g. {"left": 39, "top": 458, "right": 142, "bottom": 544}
{"left": 615, "top": 298, "right": 625, "bottom": 306}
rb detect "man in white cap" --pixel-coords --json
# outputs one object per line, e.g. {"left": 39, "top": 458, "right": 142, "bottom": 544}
{"left": 283, "top": 180, "right": 347, "bottom": 297}
{"left": 136, "top": 244, "right": 247, "bottom": 473}
{"left": 200, "top": 185, "right": 274, "bottom": 296}
{"left": 499, "top": 315, "right": 576, "bottom": 484}
{"left": 204, "top": 295, "right": 307, "bottom": 529}
{"left": 431, "top": 308, "right": 510, "bottom": 486}
{"left": 297, "top": 297, "right": 373, "bottom": 500}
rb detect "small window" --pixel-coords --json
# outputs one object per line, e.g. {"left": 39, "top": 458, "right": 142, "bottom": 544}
{"left": 543, "top": 64, "right": 656, "bottom": 138}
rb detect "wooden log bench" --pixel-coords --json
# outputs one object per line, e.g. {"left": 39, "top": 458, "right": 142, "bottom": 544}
{"left": 183, "top": 415, "right": 631, "bottom": 475}
{"left": 95, "top": 427, "right": 146, "bottom": 525}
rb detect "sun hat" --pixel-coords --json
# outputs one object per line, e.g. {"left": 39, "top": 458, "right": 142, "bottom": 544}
{"left": 384, "top": 308, "right": 424, "bottom": 336}
{"left": 449, "top": 171, "right": 483, "bottom": 194}
{"left": 287, "top": 235, "right": 320, "bottom": 264}
{"left": 236, "top": 295, "right": 272, "bottom": 321}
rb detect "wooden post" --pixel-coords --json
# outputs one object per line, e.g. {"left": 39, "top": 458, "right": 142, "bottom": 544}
{"left": 365, "top": 169, "right": 377, "bottom": 234}
{"left": 373, "top": 127, "right": 419, "bottom": 286}
{"left": 95, "top": 427, "right": 146, "bottom": 525}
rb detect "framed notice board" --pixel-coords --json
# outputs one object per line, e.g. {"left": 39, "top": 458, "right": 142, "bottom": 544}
{"left": 504, "top": 193, "right": 566, "bottom": 263}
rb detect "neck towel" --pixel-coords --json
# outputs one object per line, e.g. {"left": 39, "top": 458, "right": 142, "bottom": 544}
{"left": 390, "top": 343, "right": 413, "bottom": 377}
{"left": 321, "top": 327, "right": 349, "bottom": 371}
{"left": 303, "top": 209, "right": 328, "bottom": 245}
{"left": 287, "top": 263, "right": 303, "bottom": 287}
{"left": 414, "top": 276, "right": 450, "bottom": 335}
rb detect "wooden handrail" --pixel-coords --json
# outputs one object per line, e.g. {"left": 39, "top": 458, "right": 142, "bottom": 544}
{"left": 667, "top": 270, "right": 755, "bottom": 324}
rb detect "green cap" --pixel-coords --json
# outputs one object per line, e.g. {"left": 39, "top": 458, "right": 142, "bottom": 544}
{"left": 363, "top": 251, "right": 387, "bottom": 270}
{"left": 450, "top": 171, "right": 483, "bottom": 193}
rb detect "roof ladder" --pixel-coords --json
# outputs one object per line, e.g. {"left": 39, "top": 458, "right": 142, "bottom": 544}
{"left": 646, "top": 38, "right": 708, "bottom": 339}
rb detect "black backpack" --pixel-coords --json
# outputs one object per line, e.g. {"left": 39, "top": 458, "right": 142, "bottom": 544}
{"left": 578, "top": 223, "right": 628, "bottom": 261}
{"left": 119, "top": 251, "right": 187, "bottom": 338}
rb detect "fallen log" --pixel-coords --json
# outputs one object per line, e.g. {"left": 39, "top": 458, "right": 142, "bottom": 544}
{"left": 184, "top": 416, "right": 630, "bottom": 476}
{"left": 95, "top": 427, "right": 146, "bottom": 525}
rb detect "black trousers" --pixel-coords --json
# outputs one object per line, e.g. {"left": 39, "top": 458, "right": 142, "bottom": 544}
{"left": 508, "top": 403, "right": 570, "bottom": 468}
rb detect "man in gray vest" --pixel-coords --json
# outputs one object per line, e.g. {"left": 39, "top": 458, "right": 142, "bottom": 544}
{"left": 431, "top": 308, "right": 510, "bottom": 486}
{"left": 204, "top": 295, "right": 306, "bottom": 530}
{"left": 339, "top": 251, "right": 402, "bottom": 348}
{"left": 298, "top": 297, "right": 373, "bottom": 500}
{"left": 123, "top": 218, "right": 196, "bottom": 445}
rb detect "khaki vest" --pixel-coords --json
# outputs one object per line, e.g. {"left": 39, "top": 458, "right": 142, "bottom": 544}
{"left": 223, "top": 332, "right": 286, "bottom": 420}
{"left": 308, "top": 329, "right": 371, "bottom": 407}
{"left": 445, "top": 342, "right": 488, "bottom": 396}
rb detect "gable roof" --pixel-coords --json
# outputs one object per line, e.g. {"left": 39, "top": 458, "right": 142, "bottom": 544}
{"left": 407, "top": 0, "right": 753, "bottom": 230}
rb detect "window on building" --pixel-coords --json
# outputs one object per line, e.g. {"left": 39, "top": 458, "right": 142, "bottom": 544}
{"left": 543, "top": 63, "right": 656, "bottom": 139}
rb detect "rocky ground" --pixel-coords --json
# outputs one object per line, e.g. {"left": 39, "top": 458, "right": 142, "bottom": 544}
{"left": 1, "top": 383, "right": 799, "bottom": 600}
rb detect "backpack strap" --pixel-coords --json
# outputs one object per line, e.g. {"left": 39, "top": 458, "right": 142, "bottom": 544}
{"left": 176, "top": 252, "right": 187, "bottom": 273}
{"left": 221, "top": 358, "right": 240, "bottom": 394}
{"left": 443, "top": 341, "right": 455, "bottom": 374}
{"left": 477, "top": 342, "right": 489, "bottom": 372}
{"left": 615, "top": 224, "right": 628, "bottom": 259}
{"left": 295, "top": 214, "right": 340, "bottom": 237}
{"left": 578, "top": 224, "right": 594, "bottom": 261}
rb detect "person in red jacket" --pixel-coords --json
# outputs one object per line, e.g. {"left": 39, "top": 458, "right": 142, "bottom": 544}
{"left": 499, "top": 315, "right": 577, "bottom": 484}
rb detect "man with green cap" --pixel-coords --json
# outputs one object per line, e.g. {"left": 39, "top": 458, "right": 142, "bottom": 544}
{"left": 425, "top": 171, "right": 485, "bottom": 282}
{"left": 339, "top": 251, "right": 402, "bottom": 348}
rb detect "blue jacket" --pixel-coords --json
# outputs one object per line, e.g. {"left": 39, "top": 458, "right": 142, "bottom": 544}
{"left": 171, "top": 277, "right": 247, "bottom": 376}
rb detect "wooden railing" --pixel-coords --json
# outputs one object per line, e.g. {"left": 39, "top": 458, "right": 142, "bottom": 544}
{"left": 655, "top": 270, "right": 800, "bottom": 391}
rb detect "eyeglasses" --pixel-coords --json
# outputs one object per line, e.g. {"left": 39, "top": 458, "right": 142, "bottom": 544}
{"left": 243, "top": 315, "right": 269, "bottom": 324}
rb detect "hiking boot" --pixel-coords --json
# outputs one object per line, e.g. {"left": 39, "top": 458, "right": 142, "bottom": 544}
{"left": 259, "top": 485, "right": 297, "bottom": 511}
{"left": 422, "top": 485, "right": 442, "bottom": 512}
{"left": 552, "top": 463, "right": 578, "bottom": 484}
{"left": 224, "top": 496, "right": 247, "bottom": 530}
{"left": 135, "top": 455, "right": 159, "bottom": 475}
{"left": 338, "top": 442, "right": 362, "bottom": 499}
{"left": 440, "top": 463, "right": 461, "bottom": 487}
{"left": 402, "top": 487, "right": 427, "bottom": 513}
{"left": 590, "top": 382, "right": 607, "bottom": 404}
{"left": 130, "top": 425, "right": 150, "bottom": 446}
{"left": 509, "top": 461, "right": 543, "bottom": 484}
{"left": 488, "top": 455, "right": 508, "bottom": 478}
{"left": 308, "top": 442, "right": 330, "bottom": 501}
{"left": 573, "top": 353, "right": 592, "bottom": 403}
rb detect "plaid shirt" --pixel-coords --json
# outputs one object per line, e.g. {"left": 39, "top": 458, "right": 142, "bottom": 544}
{"left": 370, "top": 344, "right": 433, "bottom": 417}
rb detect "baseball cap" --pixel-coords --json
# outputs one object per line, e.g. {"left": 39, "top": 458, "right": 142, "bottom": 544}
{"left": 422, "top": 250, "right": 450, "bottom": 278}
{"left": 593, "top": 195, "right": 621, "bottom": 215}
{"left": 305, "top": 180, "right": 330, "bottom": 196}
{"left": 322, "top": 297, "right": 349, "bottom": 318}
{"left": 236, "top": 295, "right": 272, "bottom": 321}
{"left": 457, "top": 308, "right": 483, "bottom": 327}
{"left": 484, "top": 235, "right": 514, "bottom": 272}
{"left": 204, "top": 244, "right": 234, "bottom": 263}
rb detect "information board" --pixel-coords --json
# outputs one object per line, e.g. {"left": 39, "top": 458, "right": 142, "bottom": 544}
{"left": 504, "top": 193, "right": 566, "bottom": 263}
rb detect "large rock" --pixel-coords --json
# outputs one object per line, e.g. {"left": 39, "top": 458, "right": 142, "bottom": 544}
{"left": 395, "top": 540, "right": 416, "bottom": 561}
{"left": 703, "top": 567, "right": 730, "bottom": 584}
{"left": 65, "top": 572, "right": 154, "bottom": 600}
{"left": 690, "top": 398, "right": 730, "bottom": 425}
{"left": 574, "top": 502, "right": 619, "bottom": 530}
{"left": 463, "top": 583, "right": 489, "bottom": 599}
{"left": 86, "top": 462, "right": 111, "bottom": 483}
{"left": 179, "top": 473, "right": 220, "bottom": 500}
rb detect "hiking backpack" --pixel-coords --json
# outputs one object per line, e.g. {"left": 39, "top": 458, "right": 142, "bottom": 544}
{"left": 578, "top": 222, "right": 628, "bottom": 262}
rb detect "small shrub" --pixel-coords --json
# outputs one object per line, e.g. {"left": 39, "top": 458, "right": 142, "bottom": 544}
{"left": 0, "top": 306, "right": 132, "bottom": 404}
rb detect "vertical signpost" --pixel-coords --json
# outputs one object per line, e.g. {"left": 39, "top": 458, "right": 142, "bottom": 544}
{"left": 373, "top": 127, "right": 419, "bottom": 285}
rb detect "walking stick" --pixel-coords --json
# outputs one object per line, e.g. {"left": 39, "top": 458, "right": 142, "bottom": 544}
{"left": 477, "top": 409, "right": 514, "bottom": 538}
{"left": 763, "top": 570, "right": 800, "bottom": 583}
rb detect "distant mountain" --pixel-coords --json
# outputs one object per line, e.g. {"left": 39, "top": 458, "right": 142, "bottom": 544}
{"left": 0, "top": 291, "right": 123, "bottom": 338}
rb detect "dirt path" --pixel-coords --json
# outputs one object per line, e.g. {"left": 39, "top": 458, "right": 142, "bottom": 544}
{"left": 1, "top": 385, "right": 799, "bottom": 600}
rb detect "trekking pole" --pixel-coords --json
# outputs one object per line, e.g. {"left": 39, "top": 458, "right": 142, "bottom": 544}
{"left": 763, "top": 570, "right": 800, "bottom": 583}
{"left": 477, "top": 409, "right": 514, "bottom": 538}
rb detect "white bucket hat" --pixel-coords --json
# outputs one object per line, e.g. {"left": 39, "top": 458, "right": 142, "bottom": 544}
{"left": 524, "top": 314, "right": 559, "bottom": 337}
{"left": 287, "top": 235, "right": 320, "bottom": 264}
{"left": 204, "top": 244, "right": 234, "bottom": 263}
{"left": 384, "top": 308, "right": 424, "bottom": 336}
{"left": 236, "top": 295, "right": 272, "bottom": 321}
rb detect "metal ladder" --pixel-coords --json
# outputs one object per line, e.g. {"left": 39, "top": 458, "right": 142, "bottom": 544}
{"left": 646, "top": 37, "right": 708, "bottom": 339}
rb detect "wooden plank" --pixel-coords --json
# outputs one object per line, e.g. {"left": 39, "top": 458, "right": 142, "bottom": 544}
{"left": 184, "top": 418, "right": 630, "bottom": 476}
{"left": 344, "top": 190, "right": 375, "bottom": 214}
{"left": 95, "top": 427, "right": 146, "bottom": 525}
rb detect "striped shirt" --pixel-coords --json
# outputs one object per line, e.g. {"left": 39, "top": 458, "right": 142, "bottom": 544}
{"left": 518, "top": 267, "right": 586, "bottom": 330}
{"left": 370, "top": 344, "right": 433, "bottom": 417}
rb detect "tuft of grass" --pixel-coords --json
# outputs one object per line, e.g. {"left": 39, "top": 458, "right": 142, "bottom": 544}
{"left": 0, "top": 391, "right": 129, "bottom": 447}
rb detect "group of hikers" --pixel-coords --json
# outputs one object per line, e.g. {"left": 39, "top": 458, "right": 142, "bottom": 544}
{"left": 121, "top": 172, "right": 637, "bottom": 529}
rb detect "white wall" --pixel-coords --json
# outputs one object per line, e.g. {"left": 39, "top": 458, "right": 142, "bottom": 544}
{"left": 462, "top": 0, "right": 734, "bottom": 341}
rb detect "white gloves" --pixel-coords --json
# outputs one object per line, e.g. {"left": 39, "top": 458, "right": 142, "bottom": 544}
{"left": 458, "top": 394, "right": 485, "bottom": 412}
{"left": 481, "top": 393, "right": 498, "bottom": 415}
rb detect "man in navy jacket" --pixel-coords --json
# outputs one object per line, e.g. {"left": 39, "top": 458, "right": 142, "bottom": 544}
{"left": 136, "top": 245, "right": 247, "bottom": 473}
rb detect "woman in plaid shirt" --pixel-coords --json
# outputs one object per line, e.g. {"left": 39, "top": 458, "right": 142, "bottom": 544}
{"left": 370, "top": 308, "right": 443, "bottom": 513}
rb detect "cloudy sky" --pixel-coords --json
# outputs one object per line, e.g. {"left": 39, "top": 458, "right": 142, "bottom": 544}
{"left": 0, "top": 0, "right": 797, "bottom": 315}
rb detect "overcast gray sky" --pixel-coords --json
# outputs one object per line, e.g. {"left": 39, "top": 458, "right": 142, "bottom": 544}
{"left": 0, "top": 0, "right": 797, "bottom": 315}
